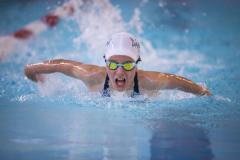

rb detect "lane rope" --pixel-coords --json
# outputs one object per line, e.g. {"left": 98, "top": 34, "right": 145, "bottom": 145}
{"left": 0, "top": 0, "right": 75, "bottom": 60}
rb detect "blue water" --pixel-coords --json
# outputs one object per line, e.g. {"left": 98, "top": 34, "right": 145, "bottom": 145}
{"left": 0, "top": 0, "right": 240, "bottom": 159}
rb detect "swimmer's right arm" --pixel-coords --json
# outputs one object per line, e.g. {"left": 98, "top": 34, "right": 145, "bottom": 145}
{"left": 24, "top": 59, "right": 104, "bottom": 83}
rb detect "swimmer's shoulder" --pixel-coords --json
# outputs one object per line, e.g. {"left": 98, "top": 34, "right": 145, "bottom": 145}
{"left": 80, "top": 64, "right": 106, "bottom": 88}
{"left": 137, "top": 69, "right": 167, "bottom": 90}
{"left": 137, "top": 69, "right": 166, "bottom": 80}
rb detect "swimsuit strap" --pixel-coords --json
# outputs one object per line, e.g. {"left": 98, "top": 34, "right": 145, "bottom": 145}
{"left": 102, "top": 72, "right": 140, "bottom": 97}
{"left": 102, "top": 74, "right": 110, "bottom": 97}
{"left": 131, "top": 72, "right": 140, "bottom": 97}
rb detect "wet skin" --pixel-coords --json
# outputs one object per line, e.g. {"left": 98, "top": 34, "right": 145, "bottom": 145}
{"left": 24, "top": 56, "right": 211, "bottom": 96}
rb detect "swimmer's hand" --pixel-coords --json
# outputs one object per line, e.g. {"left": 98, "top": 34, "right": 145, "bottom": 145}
{"left": 24, "top": 64, "right": 45, "bottom": 83}
{"left": 200, "top": 86, "right": 212, "bottom": 96}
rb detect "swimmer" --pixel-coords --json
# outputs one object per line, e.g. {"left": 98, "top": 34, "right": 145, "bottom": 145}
{"left": 24, "top": 32, "right": 211, "bottom": 97}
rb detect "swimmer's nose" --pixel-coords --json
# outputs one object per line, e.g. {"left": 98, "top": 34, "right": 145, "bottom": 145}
{"left": 116, "top": 66, "right": 124, "bottom": 74}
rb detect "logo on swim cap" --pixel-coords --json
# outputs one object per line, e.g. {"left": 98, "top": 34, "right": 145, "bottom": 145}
{"left": 105, "top": 32, "right": 140, "bottom": 61}
{"left": 129, "top": 37, "right": 140, "bottom": 49}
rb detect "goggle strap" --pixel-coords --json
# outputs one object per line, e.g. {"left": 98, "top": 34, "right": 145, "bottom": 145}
{"left": 103, "top": 55, "right": 107, "bottom": 62}
{"left": 136, "top": 57, "right": 141, "bottom": 64}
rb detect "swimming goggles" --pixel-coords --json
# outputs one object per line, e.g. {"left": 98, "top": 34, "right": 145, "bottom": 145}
{"left": 106, "top": 61, "right": 136, "bottom": 71}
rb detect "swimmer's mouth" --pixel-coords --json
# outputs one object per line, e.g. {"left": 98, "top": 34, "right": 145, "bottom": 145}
{"left": 115, "top": 78, "right": 126, "bottom": 87}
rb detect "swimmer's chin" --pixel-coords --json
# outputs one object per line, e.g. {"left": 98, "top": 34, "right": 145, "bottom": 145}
{"left": 112, "top": 86, "right": 124, "bottom": 92}
{"left": 112, "top": 85, "right": 127, "bottom": 92}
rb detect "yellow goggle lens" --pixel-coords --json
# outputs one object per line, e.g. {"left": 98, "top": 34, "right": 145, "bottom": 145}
{"left": 123, "top": 63, "right": 134, "bottom": 71}
{"left": 109, "top": 62, "right": 118, "bottom": 70}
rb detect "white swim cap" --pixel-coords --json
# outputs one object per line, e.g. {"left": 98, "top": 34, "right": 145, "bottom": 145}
{"left": 105, "top": 32, "right": 140, "bottom": 61}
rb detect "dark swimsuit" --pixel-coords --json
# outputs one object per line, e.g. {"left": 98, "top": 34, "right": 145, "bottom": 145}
{"left": 102, "top": 72, "right": 140, "bottom": 97}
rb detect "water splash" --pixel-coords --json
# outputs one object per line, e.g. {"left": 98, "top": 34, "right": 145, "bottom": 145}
{"left": 0, "top": 0, "right": 217, "bottom": 103}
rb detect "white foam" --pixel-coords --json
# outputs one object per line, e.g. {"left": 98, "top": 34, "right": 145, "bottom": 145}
{"left": 158, "top": 90, "right": 196, "bottom": 101}
{"left": 14, "top": 94, "right": 33, "bottom": 102}
{"left": 37, "top": 74, "right": 87, "bottom": 97}
{"left": 215, "top": 95, "right": 231, "bottom": 102}
{"left": 128, "top": 8, "right": 143, "bottom": 34}
{"left": 70, "top": 0, "right": 149, "bottom": 64}
{"left": 71, "top": 0, "right": 126, "bottom": 64}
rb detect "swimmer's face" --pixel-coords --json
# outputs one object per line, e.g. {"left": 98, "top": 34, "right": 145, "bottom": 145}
{"left": 106, "top": 55, "right": 137, "bottom": 92}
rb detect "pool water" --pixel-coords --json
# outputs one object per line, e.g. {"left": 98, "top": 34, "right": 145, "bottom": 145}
{"left": 0, "top": 0, "right": 240, "bottom": 159}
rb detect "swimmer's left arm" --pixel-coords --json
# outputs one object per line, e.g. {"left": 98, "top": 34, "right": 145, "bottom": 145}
{"left": 163, "top": 73, "right": 211, "bottom": 96}
{"left": 140, "top": 71, "right": 211, "bottom": 96}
